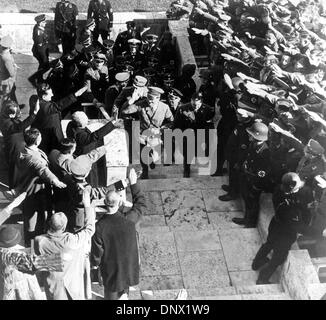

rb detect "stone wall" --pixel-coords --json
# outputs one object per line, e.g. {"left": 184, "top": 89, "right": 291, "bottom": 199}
{"left": 168, "top": 20, "right": 201, "bottom": 90}
{"left": 280, "top": 250, "right": 326, "bottom": 300}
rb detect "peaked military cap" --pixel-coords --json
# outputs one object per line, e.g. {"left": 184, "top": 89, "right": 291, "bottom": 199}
{"left": 35, "top": 14, "right": 46, "bottom": 23}
{"left": 115, "top": 72, "right": 130, "bottom": 82}
{"left": 148, "top": 86, "right": 164, "bottom": 97}
{"left": 168, "top": 88, "right": 183, "bottom": 98}
{"left": 128, "top": 38, "right": 141, "bottom": 46}
{"left": 133, "top": 75, "right": 147, "bottom": 87}
{"left": 85, "top": 18, "right": 95, "bottom": 28}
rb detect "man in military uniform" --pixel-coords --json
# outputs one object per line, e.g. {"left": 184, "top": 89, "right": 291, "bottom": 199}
{"left": 79, "top": 18, "right": 96, "bottom": 49}
{"left": 219, "top": 108, "right": 254, "bottom": 201}
{"left": 84, "top": 52, "right": 109, "bottom": 107}
{"left": 113, "top": 21, "right": 141, "bottom": 56}
{"left": 32, "top": 14, "right": 49, "bottom": 70}
{"left": 113, "top": 75, "right": 148, "bottom": 163}
{"left": 142, "top": 34, "right": 160, "bottom": 62}
{"left": 104, "top": 72, "right": 129, "bottom": 117}
{"left": 54, "top": 0, "right": 79, "bottom": 54}
{"left": 198, "top": 69, "right": 217, "bottom": 110}
{"left": 211, "top": 76, "right": 242, "bottom": 176}
{"left": 252, "top": 173, "right": 314, "bottom": 284}
{"left": 232, "top": 122, "right": 272, "bottom": 228}
{"left": 87, "top": 0, "right": 113, "bottom": 42}
{"left": 0, "top": 35, "right": 17, "bottom": 102}
{"left": 166, "top": 87, "right": 183, "bottom": 116}
{"left": 124, "top": 38, "right": 146, "bottom": 74}
{"left": 121, "top": 87, "right": 174, "bottom": 179}
{"left": 174, "top": 92, "right": 215, "bottom": 177}
{"left": 296, "top": 139, "right": 326, "bottom": 189}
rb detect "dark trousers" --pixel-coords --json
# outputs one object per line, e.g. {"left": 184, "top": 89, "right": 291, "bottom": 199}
{"left": 56, "top": 30, "right": 76, "bottom": 54}
{"left": 215, "top": 121, "right": 234, "bottom": 174}
{"left": 104, "top": 287, "right": 128, "bottom": 300}
{"left": 22, "top": 187, "right": 52, "bottom": 247}
{"left": 32, "top": 45, "right": 49, "bottom": 70}
{"left": 228, "top": 163, "right": 241, "bottom": 197}
{"left": 253, "top": 218, "right": 296, "bottom": 282}
{"left": 93, "top": 27, "right": 109, "bottom": 43}
{"left": 241, "top": 175, "right": 263, "bottom": 227}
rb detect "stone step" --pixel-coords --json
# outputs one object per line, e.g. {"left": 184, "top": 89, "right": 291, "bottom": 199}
{"left": 139, "top": 176, "right": 228, "bottom": 192}
{"left": 234, "top": 283, "right": 284, "bottom": 295}
{"left": 128, "top": 286, "right": 290, "bottom": 300}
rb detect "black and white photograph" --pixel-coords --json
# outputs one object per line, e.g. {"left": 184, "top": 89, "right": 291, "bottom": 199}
{"left": 0, "top": 0, "right": 325, "bottom": 304}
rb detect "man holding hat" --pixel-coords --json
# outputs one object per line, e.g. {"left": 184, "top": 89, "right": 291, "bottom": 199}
{"left": 121, "top": 86, "right": 174, "bottom": 179}
{"left": 232, "top": 121, "right": 272, "bottom": 228}
{"left": 54, "top": 0, "right": 79, "bottom": 54}
{"left": 32, "top": 14, "right": 49, "bottom": 70}
{"left": 252, "top": 172, "right": 314, "bottom": 284}
{"left": 0, "top": 35, "right": 17, "bottom": 102}
{"left": 105, "top": 72, "right": 130, "bottom": 116}
{"left": 87, "top": 0, "right": 114, "bottom": 43}
{"left": 113, "top": 75, "right": 148, "bottom": 113}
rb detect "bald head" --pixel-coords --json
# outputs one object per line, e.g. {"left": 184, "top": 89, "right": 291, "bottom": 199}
{"left": 104, "top": 191, "right": 122, "bottom": 212}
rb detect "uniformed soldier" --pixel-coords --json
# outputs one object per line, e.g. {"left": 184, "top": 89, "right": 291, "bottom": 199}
{"left": 232, "top": 122, "right": 272, "bottom": 228}
{"left": 142, "top": 67, "right": 159, "bottom": 87}
{"left": 87, "top": 0, "right": 113, "bottom": 42}
{"left": 219, "top": 108, "right": 254, "bottom": 201}
{"left": 211, "top": 76, "right": 242, "bottom": 176}
{"left": 104, "top": 71, "right": 130, "bottom": 117}
{"left": 121, "top": 86, "right": 174, "bottom": 179}
{"left": 252, "top": 172, "right": 314, "bottom": 284}
{"left": 174, "top": 64, "right": 197, "bottom": 103}
{"left": 101, "top": 39, "right": 115, "bottom": 69}
{"left": 113, "top": 21, "right": 141, "bottom": 56}
{"left": 79, "top": 18, "right": 96, "bottom": 49}
{"left": 167, "top": 87, "right": 183, "bottom": 116}
{"left": 113, "top": 75, "right": 148, "bottom": 163}
{"left": 84, "top": 52, "right": 109, "bottom": 106}
{"left": 124, "top": 38, "right": 146, "bottom": 74}
{"left": 142, "top": 34, "right": 160, "bottom": 61}
{"left": 296, "top": 139, "right": 326, "bottom": 188}
{"left": 54, "top": 0, "right": 79, "bottom": 54}
{"left": 0, "top": 35, "right": 17, "bottom": 103}
{"left": 32, "top": 14, "right": 49, "bottom": 70}
{"left": 174, "top": 92, "right": 215, "bottom": 177}
{"left": 198, "top": 69, "right": 217, "bottom": 110}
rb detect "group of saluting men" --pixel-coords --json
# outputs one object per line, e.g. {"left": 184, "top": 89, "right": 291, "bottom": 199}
{"left": 166, "top": 0, "right": 326, "bottom": 285}
{"left": 0, "top": 0, "right": 326, "bottom": 299}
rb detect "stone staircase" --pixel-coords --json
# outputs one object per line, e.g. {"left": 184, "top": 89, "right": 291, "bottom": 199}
{"left": 92, "top": 175, "right": 292, "bottom": 300}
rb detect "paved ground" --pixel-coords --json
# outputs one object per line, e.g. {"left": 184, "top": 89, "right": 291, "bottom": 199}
{"left": 0, "top": 0, "right": 171, "bottom": 13}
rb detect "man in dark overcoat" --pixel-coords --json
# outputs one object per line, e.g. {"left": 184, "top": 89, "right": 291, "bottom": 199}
{"left": 91, "top": 168, "right": 146, "bottom": 300}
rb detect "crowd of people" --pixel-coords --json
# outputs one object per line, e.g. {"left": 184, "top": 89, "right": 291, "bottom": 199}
{"left": 0, "top": 0, "right": 325, "bottom": 299}
{"left": 167, "top": 0, "right": 326, "bottom": 284}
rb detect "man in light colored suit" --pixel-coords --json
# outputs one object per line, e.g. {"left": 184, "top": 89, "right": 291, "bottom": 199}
{"left": 16, "top": 128, "right": 66, "bottom": 246}
{"left": 34, "top": 188, "right": 95, "bottom": 300}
